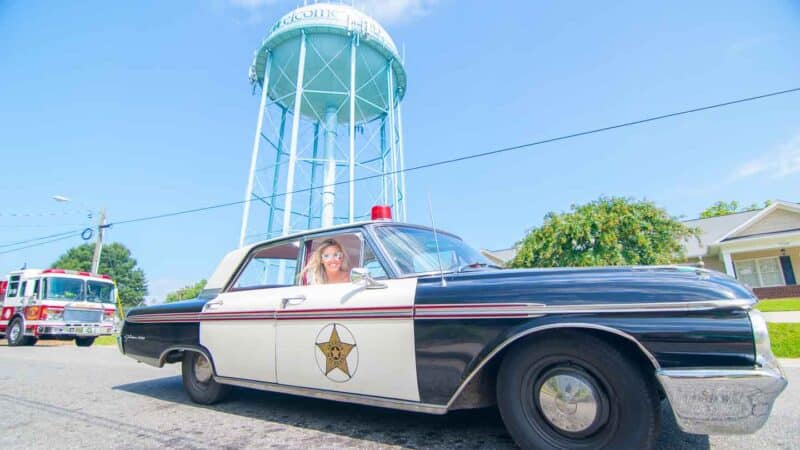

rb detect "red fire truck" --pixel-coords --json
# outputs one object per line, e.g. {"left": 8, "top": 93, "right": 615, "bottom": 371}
{"left": 1, "top": 269, "right": 117, "bottom": 347}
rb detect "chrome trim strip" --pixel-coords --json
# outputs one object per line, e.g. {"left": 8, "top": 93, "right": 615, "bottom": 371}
{"left": 158, "top": 345, "right": 216, "bottom": 369}
{"left": 214, "top": 376, "right": 448, "bottom": 415}
{"left": 526, "top": 299, "right": 756, "bottom": 314}
{"left": 125, "top": 299, "right": 756, "bottom": 323}
{"left": 657, "top": 366, "right": 787, "bottom": 434}
{"left": 445, "top": 322, "right": 661, "bottom": 409}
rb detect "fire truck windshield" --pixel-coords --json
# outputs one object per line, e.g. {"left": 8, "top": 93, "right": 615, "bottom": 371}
{"left": 86, "top": 280, "right": 114, "bottom": 303}
{"left": 45, "top": 277, "right": 115, "bottom": 304}
{"left": 46, "top": 277, "right": 84, "bottom": 300}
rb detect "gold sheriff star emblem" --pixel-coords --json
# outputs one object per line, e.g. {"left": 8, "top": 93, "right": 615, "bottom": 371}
{"left": 316, "top": 325, "right": 356, "bottom": 378}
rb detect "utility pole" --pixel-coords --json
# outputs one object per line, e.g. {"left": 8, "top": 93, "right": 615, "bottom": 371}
{"left": 91, "top": 208, "right": 106, "bottom": 274}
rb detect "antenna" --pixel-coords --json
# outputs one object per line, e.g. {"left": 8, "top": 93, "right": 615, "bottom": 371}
{"left": 427, "top": 193, "right": 447, "bottom": 288}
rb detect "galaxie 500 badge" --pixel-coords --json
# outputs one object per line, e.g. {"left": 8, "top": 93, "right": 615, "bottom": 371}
{"left": 315, "top": 323, "right": 358, "bottom": 382}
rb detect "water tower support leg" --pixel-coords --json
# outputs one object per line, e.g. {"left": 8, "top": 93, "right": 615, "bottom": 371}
{"left": 240, "top": 53, "right": 272, "bottom": 248}
{"left": 397, "top": 102, "right": 407, "bottom": 221}
{"left": 282, "top": 32, "right": 307, "bottom": 236}
{"left": 387, "top": 64, "right": 399, "bottom": 212}
{"left": 266, "top": 107, "right": 288, "bottom": 239}
{"left": 307, "top": 121, "right": 320, "bottom": 229}
{"left": 380, "top": 117, "right": 388, "bottom": 204}
{"left": 348, "top": 35, "right": 357, "bottom": 223}
{"left": 321, "top": 106, "right": 338, "bottom": 227}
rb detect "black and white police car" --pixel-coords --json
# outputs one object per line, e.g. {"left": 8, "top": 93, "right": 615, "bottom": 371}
{"left": 119, "top": 207, "right": 786, "bottom": 449}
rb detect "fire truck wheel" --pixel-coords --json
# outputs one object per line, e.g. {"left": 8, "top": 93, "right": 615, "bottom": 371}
{"left": 7, "top": 318, "right": 28, "bottom": 346}
{"left": 182, "top": 351, "right": 230, "bottom": 404}
{"left": 75, "top": 337, "right": 96, "bottom": 347}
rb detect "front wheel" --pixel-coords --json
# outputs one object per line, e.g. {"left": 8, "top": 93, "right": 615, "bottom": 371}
{"left": 7, "top": 318, "right": 37, "bottom": 346}
{"left": 181, "top": 351, "right": 230, "bottom": 404}
{"left": 497, "top": 332, "right": 660, "bottom": 450}
{"left": 75, "top": 337, "right": 96, "bottom": 347}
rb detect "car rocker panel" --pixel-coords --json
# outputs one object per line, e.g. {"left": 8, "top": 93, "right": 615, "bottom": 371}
{"left": 118, "top": 221, "right": 787, "bottom": 446}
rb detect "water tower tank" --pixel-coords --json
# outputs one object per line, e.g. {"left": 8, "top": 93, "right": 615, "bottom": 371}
{"left": 239, "top": 3, "right": 408, "bottom": 246}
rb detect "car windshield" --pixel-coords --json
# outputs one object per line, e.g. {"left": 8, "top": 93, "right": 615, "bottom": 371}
{"left": 46, "top": 277, "right": 84, "bottom": 300}
{"left": 374, "top": 225, "right": 494, "bottom": 276}
{"left": 86, "top": 280, "right": 115, "bottom": 303}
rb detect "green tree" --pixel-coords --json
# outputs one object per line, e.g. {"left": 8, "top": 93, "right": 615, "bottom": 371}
{"left": 699, "top": 200, "right": 772, "bottom": 218}
{"left": 51, "top": 242, "right": 148, "bottom": 308}
{"left": 510, "top": 197, "right": 699, "bottom": 268}
{"left": 165, "top": 279, "right": 207, "bottom": 303}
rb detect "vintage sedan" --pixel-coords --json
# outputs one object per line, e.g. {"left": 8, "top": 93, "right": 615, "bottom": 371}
{"left": 119, "top": 219, "right": 786, "bottom": 449}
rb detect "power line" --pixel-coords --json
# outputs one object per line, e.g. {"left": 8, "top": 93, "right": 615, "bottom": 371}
{"left": 0, "top": 229, "right": 83, "bottom": 249}
{"left": 0, "top": 233, "right": 80, "bottom": 256}
{"left": 0, "top": 209, "right": 92, "bottom": 218}
{"left": 106, "top": 86, "right": 800, "bottom": 229}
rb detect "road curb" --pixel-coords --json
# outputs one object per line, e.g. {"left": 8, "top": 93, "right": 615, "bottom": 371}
{"left": 778, "top": 358, "right": 800, "bottom": 367}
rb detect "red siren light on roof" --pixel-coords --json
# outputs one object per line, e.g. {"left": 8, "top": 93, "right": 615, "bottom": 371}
{"left": 371, "top": 205, "right": 393, "bottom": 221}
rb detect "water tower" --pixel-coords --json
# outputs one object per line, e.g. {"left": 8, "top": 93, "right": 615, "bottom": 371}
{"left": 239, "top": 3, "right": 408, "bottom": 247}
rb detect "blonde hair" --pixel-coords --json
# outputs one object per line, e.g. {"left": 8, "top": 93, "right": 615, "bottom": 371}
{"left": 299, "top": 239, "right": 350, "bottom": 285}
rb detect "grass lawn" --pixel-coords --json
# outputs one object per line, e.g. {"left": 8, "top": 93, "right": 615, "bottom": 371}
{"left": 768, "top": 323, "right": 800, "bottom": 358}
{"left": 756, "top": 297, "right": 800, "bottom": 312}
{"left": 95, "top": 335, "right": 118, "bottom": 346}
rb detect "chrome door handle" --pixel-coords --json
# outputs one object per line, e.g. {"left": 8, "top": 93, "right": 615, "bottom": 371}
{"left": 281, "top": 295, "right": 306, "bottom": 308}
{"left": 203, "top": 300, "right": 224, "bottom": 311}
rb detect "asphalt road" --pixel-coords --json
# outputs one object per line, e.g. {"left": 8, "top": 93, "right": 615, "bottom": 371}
{"left": 0, "top": 344, "right": 797, "bottom": 449}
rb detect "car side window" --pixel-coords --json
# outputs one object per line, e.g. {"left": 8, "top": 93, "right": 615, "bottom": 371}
{"left": 299, "top": 232, "right": 363, "bottom": 285}
{"left": 363, "top": 243, "right": 388, "bottom": 280}
{"left": 231, "top": 240, "right": 301, "bottom": 290}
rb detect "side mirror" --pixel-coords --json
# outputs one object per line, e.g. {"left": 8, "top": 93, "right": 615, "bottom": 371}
{"left": 350, "top": 267, "right": 387, "bottom": 289}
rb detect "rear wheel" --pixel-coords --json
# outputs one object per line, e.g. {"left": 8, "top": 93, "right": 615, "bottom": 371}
{"left": 497, "top": 332, "right": 660, "bottom": 449}
{"left": 7, "top": 318, "right": 37, "bottom": 346}
{"left": 182, "top": 351, "right": 229, "bottom": 404}
{"left": 75, "top": 337, "right": 96, "bottom": 347}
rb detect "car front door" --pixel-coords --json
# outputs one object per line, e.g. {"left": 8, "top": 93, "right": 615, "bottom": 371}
{"left": 199, "top": 239, "right": 300, "bottom": 383}
{"left": 274, "top": 232, "right": 420, "bottom": 401}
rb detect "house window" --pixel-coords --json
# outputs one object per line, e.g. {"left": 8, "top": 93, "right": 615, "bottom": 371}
{"left": 735, "top": 257, "right": 785, "bottom": 288}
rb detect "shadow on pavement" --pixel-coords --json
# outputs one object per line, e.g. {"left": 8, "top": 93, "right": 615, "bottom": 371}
{"left": 114, "top": 376, "right": 709, "bottom": 449}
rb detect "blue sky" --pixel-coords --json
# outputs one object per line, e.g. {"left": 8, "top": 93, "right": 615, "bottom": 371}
{"left": 1, "top": 0, "right": 799, "bottom": 301}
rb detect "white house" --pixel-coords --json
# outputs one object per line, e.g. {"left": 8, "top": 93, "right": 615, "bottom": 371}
{"left": 683, "top": 200, "right": 800, "bottom": 298}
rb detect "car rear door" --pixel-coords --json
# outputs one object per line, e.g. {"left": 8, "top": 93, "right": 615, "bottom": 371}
{"left": 199, "top": 239, "right": 301, "bottom": 383}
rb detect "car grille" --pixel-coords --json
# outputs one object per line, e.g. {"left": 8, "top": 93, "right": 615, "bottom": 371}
{"left": 63, "top": 309, "right": 103, "bottom": 323}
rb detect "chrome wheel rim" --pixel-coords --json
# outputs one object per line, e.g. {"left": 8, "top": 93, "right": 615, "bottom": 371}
{"left": 9, "top": 322, "right": 21, "bottom": 342}
{"left": 193, "top": 354, "right": 213, "bottom": 383}
{"left": 538, "top": 371, "right": 600, "bottom": 434}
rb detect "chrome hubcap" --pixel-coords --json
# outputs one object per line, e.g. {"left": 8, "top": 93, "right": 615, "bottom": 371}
{"left": 538, "top": 373, "right": 599, "bottom": 433}
{"left": 9, "top": 323, "right": 20, "bottom": 342}
{"left": 193, "top": 354, "right": 213, "bottom": 383}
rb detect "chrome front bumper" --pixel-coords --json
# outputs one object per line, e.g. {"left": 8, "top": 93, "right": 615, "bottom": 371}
{"left": 657, "top": 363, "right": 787, "bottom": 434}
{"left": 35, "top": 323, "right": 115, "bottom": 337}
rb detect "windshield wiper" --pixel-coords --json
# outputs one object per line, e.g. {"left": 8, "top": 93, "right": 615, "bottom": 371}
{"left": 455, "top": 262, "right": 503, "bottom": 273}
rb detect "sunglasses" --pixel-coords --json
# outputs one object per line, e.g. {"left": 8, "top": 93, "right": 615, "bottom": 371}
{"left": 321, "top": 252, "right": 343, "bottom": 261}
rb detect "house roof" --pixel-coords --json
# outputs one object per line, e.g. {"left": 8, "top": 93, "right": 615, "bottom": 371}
{"left": 682, "top": 209, "right": 761, "bottom": 257}
{"left": 685, "top": 200, "right": 800, "bottom": 258}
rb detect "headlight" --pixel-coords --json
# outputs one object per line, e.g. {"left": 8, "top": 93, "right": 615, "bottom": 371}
{"left": 44, "top": 308, "right": 64, "bottom": 321}
{"left": 749, "top": 309, "right": 780, "bottom": 371}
